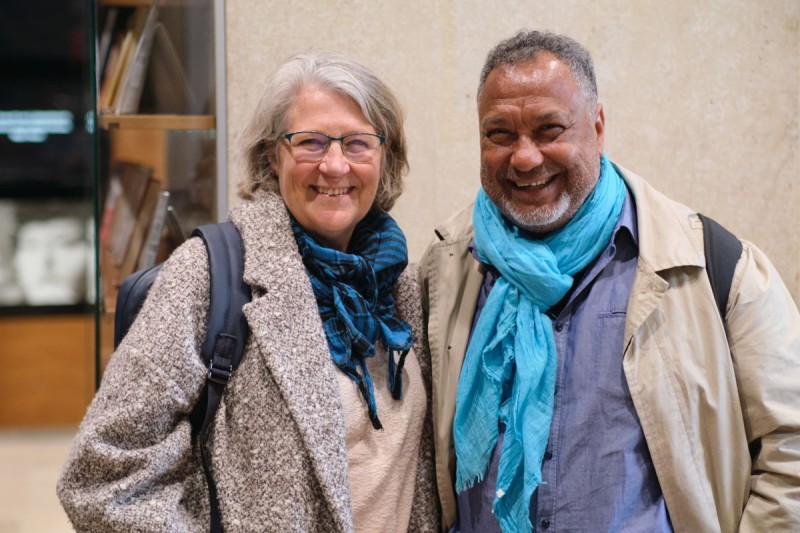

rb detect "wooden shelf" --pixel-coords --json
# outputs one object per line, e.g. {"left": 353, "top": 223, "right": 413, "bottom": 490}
{"left": 100, "top": 114, "right": 215, "bottom": 130}
{"left": 98, "top": 0, "right": 195, "bottom": 6}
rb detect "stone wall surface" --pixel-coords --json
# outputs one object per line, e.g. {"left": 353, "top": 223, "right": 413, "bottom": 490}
{"left": 226, "top": 1, "right": 800, "bottom": 302}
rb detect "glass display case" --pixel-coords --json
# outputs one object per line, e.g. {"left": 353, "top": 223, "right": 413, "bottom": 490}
{"left": 93, "top": 0, "right": 227, "bottom": 372}
{"left": 0, "top": 0, "right": 94, "bottom": 314}
{"left": 0, "top": 0, "right": 96, "bottom": 426}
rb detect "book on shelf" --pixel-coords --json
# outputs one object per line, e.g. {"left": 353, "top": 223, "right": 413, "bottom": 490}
{"left": 97, "top": 5, "right": 149, "bottom": 114}
{"left": 96, "top": 7, "right": 120, "bottom": 84}
{"left": 117, "top": 177, "right": 162, "bottom": 284}
{"left": 96, "top": 0, "right": 203, "bottom": 117}
{"left": 144, "top": 22, "right": 198, "bottom": 114}
{"left": 98, "top": 29, "right": 134, "bottom": 113}
{"left": 164, "top": 205, "right": 187, "bottom": 246}
{"left": 107, "top": 162, "right": 154, "bottom": 267}
{"left": 98, "top": 163, "right": 124, "bottom": 251}
{"left": 114, "top": 1, "right": 160, "bottom": 115}
{"left": 137, "top": 190, "right": 170, "bottom": 271}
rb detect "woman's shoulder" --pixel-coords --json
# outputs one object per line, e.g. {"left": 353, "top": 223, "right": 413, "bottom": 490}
{"left": 393, "top": 263, "right": 422, "bottom": 333}
{"left": 394, "top": 263, "right": 421, "bottom": 309}
{"left": 123, "top": 236, "right": 211, "bottom": 354}
{"left": 151, "top": 236, "right": 210, "bottom": 299}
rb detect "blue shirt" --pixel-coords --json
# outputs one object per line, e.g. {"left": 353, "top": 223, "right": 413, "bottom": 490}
{"left": 456, "top": 191, "right": 673, "bottom": 533}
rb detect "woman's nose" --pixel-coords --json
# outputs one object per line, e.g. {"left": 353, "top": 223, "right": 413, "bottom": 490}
{"left": 318, "top": 141, "right": 351, "bottom": 175}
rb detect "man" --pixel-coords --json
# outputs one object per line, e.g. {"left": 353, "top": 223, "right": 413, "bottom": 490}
{"left": 420, "top": 30, "right": 800, "bottom": 532}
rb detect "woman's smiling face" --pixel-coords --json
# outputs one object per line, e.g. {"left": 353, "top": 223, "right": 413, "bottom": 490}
{"left": 271, "top": 85, "right": 381, "bottom": 251}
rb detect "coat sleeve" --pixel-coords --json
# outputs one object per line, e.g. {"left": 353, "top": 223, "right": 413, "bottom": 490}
{"left": 728, "top": 242, "right": 800, "bottom": 530}
{"left": 57, "top": 238, "right": 212, "bottom": 533}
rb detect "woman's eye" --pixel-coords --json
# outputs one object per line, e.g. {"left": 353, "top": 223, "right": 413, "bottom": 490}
{"left": 298, "top": 138, "right": 326, "bottom": 149}
{"left": 345, "top": 139, "right": 369, "bottom": 150}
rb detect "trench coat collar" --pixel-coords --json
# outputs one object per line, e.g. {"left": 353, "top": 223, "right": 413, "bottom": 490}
{"left": 615, "top": 163, "right": 704, "bottom": 273}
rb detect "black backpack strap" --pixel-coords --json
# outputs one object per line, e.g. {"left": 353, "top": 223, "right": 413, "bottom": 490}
{"left": 189, "top": 221, "right": 251, "bottom": 533}
{"left": 698, "top": 213, "right": 743, "bottom": 322}
{"left": 114, "top": 263, "right": 163, "bottom": 349}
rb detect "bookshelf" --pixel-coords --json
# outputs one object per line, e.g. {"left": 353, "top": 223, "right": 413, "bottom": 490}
{"left": 93, "top": 0, "right": 227, "bottom": 372}
{"left": 99, "top": 0, "right": 196, "bottom": 6}
{"left": 100, "top": 114, "right": 215, "bottom": 130}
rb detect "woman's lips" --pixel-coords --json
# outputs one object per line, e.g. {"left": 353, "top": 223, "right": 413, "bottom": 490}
{"left": 313, "top": 185, "right": 354, "bottom": 196}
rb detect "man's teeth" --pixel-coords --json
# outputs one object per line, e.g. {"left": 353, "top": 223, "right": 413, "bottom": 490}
{"left": 517, "top": 176, "right": 552, "bottom": 188}
{"left": 316, "top": 186, "right": 351, "bottom": 196}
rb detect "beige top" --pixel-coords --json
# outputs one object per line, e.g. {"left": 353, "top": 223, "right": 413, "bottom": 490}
{"left": 337, "top": 345, "right": 426, "bottom": 533}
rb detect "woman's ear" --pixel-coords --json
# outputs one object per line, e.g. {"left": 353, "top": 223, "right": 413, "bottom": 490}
{"left": 267, "top": 148, "right": 279, "bottom": 178}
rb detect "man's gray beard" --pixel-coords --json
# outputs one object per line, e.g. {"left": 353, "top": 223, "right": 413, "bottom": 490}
{"left": 496, "top": 189, "right": 572, "bottom": 232}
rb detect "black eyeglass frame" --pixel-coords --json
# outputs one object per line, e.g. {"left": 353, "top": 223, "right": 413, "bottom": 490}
{"left": 278, "top": 131, "right": 386, "bottom": 162}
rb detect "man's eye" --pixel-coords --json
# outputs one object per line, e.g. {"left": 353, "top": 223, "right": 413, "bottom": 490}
{"left": 486, "top": 130, "right": 514, "bottom": 145}
{"left": 539, "top": 125, "right": 565, "bottom": 139}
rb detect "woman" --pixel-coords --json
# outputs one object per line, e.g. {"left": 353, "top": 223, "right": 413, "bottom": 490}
{"left": 58, "top": 52, "right": 440, "bottom": 532}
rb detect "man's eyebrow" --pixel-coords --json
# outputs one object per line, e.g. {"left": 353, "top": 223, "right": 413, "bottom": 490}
{"left": 481, "top": 111, "right": 572, "bottom": 129}
{"left": 536, "top": 111, "right": 570, "bottom": 123}
{"left": 480, "top": 116, "right": 509, "bottom": 129}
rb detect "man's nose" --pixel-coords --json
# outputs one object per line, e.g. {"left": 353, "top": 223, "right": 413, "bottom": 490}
{"left": 510, "top": 136, "right": 544, "bottom": 172}
{"left": 319, "top": 141, "right": 351, "bottom": 175}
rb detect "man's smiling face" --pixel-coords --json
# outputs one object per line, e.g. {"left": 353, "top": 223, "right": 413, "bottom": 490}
{"left": 478, "top": 53, "right": 605, "bottom": 235}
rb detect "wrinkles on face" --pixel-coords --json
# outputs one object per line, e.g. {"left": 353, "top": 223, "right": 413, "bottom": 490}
{"left": 478, "top": 54, "right": 604, "bottom": 235}
{"left": 481, "top": 160, "right": 573, "bottom": 232}
{"left": 272, "top": 85, "right": 381, "bottom": 251}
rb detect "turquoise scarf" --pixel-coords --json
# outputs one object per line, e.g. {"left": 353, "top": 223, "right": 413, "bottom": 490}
{"left": 454, "top": 156, "right": 626, "bottom": 532}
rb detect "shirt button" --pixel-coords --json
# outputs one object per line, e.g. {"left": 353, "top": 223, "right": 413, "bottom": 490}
{"left": 544, "top": 450, "right": 553, "bottom": 460}
{"left": 555, "top": 323, "right": 564, "bottom": 332}
{"left": 541, "top": 519, "right": 551, "bottom": 529}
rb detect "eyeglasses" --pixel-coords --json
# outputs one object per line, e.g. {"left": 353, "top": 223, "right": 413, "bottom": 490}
{"left": 279, "top": 131, "right": 385, "bottom": 164}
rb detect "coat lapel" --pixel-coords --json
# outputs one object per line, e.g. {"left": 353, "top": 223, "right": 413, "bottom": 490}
{"left": 617, "top": 166, "right": 721, "bottom": 530}
{"left": 617, "top": 165, "right": 704, "bottom": 350}
{"left": 230, "top": 189, "right": 352, "bottom": 529}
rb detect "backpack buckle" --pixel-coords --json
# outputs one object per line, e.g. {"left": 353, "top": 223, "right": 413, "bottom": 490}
{"left": 206, "top": 334, "right": 237, "bottom": 384}
{"left": 208, "top": 360, "right": 233, "bottom": 384}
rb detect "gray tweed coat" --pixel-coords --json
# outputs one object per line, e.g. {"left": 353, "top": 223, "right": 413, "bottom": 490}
{"left": 57, "top": 188, "right": 440, "bottom": 532}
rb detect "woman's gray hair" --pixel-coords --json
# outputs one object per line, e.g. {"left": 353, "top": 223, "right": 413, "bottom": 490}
{"left": 478, "top": 30, "right": 598, "bottom": 113}
{"left": 238, "top": 51, "right": 408, "bottom": 212}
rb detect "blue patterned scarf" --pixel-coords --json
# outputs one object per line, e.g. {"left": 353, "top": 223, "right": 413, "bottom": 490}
{"left": 454, "top": 156, "right": 626, "bottom": 532}
{"left": 291, "top": 210, "right": 415, "bottom": 430}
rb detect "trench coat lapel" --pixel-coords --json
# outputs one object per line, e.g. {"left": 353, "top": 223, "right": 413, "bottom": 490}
{"left": 617, "top": 165, "right": 704, "bottom": 350}
{"left": 230, "top": 189, "right": 352, "bottom": 529}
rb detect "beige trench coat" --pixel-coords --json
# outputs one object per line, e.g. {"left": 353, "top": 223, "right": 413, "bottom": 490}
{"left": 420, "top": 164, "right": 800, "bottom": 532}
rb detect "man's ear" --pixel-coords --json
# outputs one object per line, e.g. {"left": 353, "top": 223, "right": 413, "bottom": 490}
{"left": 594, "top": 103, "right": 605, "bottom": 154}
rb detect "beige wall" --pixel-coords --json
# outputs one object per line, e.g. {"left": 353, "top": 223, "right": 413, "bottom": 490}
{"left": 226, "top": 1, "right": 800, "bottom": 302}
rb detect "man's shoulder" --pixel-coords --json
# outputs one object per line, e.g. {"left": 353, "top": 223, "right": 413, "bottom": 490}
{"left": 419, "top": 201, "right": 476, "bottom": 282}
{"left": 431, "top": 201, "right": 476, "bottom": 243}
{"left": 613, "top": 161, "right": 706, "bottom": 270}
{"left": 613, "top": 162, "right": 695, "bottom": 219}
